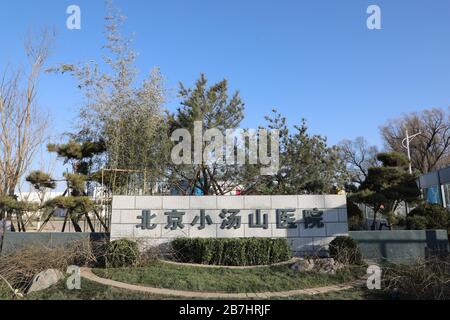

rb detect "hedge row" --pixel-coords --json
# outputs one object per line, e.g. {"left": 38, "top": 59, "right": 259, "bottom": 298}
{"left": 171, "top": 238, "right": 292, "bottom": 266}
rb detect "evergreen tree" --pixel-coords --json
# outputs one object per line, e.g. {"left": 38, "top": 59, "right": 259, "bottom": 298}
{"left": 168, "top": 74, "right": 245, "bottom": 195}
{"left": 43, "top": 141, "right": 107, "bottom": 232}
{"left": 243, "top": 110, "right": 347, "bottom": 195}
{"left": 350, "top": 152, "right": 421, "bottom": 230}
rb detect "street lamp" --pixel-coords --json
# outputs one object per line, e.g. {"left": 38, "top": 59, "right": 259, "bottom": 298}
{"left": 402, "top": 129, "right": 422, "bottom": 174}
{"left": 401, "top": 129, "right": 422, "bottom": 216}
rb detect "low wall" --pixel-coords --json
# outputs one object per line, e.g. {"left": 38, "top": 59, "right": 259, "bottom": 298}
{"left": 111, "top": 195, "right": 349, "bottom": 255}
{"left": 0, "top": 232, "right": 109, "bottom": 255}
{"left": 349, "top": 230, "right": 449, "bottom": 264}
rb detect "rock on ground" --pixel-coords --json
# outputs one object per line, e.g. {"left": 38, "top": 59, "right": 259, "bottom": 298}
{"left": 291, "top": 258, "right": 345, "bottom": 275}
{"left": 27, "top": 269, "right": 64, "bottom": 294}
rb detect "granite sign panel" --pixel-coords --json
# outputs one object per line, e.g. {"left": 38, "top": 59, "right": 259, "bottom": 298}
{"left": 110, "top": 195, "right": 349, "bottom": 255}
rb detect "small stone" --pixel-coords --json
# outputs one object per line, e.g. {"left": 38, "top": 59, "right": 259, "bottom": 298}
{"left": 291, "top": 258, "right": 315, "bottom": 272}
{"left": 27, "top": 269, "right": 64, "bottom": 294}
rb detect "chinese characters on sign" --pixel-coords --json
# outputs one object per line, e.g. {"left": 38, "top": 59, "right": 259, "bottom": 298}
{"left": 303, "top": 209, "right": 325, "bottom": 229}
{"left": 191, "top": 210, "right": 213, "bottom": 230}
{"left": 136, "top": 209, "right": 324, "bottom": 231}
{"left": 111, "top": 195, "right": 349, "bottom": 254}
{"left": 137, "top": 210, "right": 157, "bottom": 230}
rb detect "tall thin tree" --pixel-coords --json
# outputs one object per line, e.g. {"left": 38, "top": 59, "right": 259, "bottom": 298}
{"left": 0, "top": 31, "right": 52, "bottom": 221}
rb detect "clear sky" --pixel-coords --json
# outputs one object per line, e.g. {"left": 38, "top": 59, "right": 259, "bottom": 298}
{"left": 2, "top": 0, "right": 450, "bottom": 181}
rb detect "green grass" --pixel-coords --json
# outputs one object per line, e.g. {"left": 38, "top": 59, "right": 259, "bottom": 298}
{"left": 0, "top": 279, "right": 174, "bottom": 300}
{"left": 280, "top": 288, "right": 387, "bottom": 300}
{"left": 0, "top": 260, "right": 386, "bottom": 300}
{"left": 92, "top": 261, "right": 365, "bottom": 293}
{"left": 1, "top": 278, "right": 384, "bottom": 300}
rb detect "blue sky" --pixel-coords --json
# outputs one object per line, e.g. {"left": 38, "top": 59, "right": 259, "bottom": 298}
{"left": 2, "top": 0, "right": 450, "bottom": 181}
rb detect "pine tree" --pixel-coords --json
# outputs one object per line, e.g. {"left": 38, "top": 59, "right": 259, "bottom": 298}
{"left": 42, "top": 141, "right": 107, "bottom": 232}
{"left": 168, "top": 74, "right": 245, "bottom": 195}
{"left": 350, "top": 152, "right": 421, "bottom": 230}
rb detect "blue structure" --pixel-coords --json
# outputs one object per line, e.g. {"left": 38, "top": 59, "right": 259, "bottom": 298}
{"left": 417, "top": 166, "right": 450, "bottom": 209}
{"left": 170, "top": 179, "right": 205, "bottom": 196}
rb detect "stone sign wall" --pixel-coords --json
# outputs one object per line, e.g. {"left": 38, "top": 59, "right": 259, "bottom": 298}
{"left": 110, "top": 195, "right": 348, "bottom": 255}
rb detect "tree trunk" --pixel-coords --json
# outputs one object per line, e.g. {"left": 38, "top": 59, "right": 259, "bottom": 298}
{"left": 371, "top": 211, "right": 378, "bottom": 230}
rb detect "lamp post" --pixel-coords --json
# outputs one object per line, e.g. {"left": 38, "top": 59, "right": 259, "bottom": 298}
{"left": 401, "top": 129, "right": 421, "bottom": 215}
{"left": 402, "top": 129, "right": 422, "bottom": 174}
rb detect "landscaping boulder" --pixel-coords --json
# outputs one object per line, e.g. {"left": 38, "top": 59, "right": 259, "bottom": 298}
{"left": 290, "top": 258, "right": 315, "bottom": 272}
{"left": 314, "top": 258, "right": 345, "bottom": 275}
{"left": 27, "top": 269, "right": 64, "bottom": 294}
{"left": 291, "top": 258, "right": 345, "bottom": 275}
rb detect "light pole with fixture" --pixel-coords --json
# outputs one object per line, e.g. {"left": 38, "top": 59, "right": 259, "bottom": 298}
{"left": 402, "top": 129, "right": 422, "bottom": 174}
{"left": 401, "top": 129, "right": 422, "bottom": 215}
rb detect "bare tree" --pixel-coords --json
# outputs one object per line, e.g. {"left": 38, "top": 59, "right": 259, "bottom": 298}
{"left": 338, "top": 137, "right": 379, "bottom": 185}
{"left": 0, "top": 31, "right": 52, "bottom": 215}
{"left": 381, "top": 108, "right": 450, "bottom": 174}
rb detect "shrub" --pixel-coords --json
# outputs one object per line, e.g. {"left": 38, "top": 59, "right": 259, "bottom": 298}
{"left": 406, "top": 203, "right": 450, "bottom": 231}
{"left": 347, "top": 201, "right": 364, "bottom": 230}
{"left": 406, "top": 215, "right": 428, "bottom": 230}
{"left": 0, "top": 239, "right": 96, "bottom": 296}
{"left": 140, "top": 246, "right": 164, "bottom": 264}
{"left": 105, "top": 239, "right": 140, "bottom": 268}
{"left": 171, "top": 238, "right": 292, "bottom": 266}
{"left": 396, "top": 216, "right": 407, "bottom": 228}
{"left": 384, "top": 257, "right": 450, "bottom": 300}
{"left": 329, "top": 236, "right": 362, "bottom": 265}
